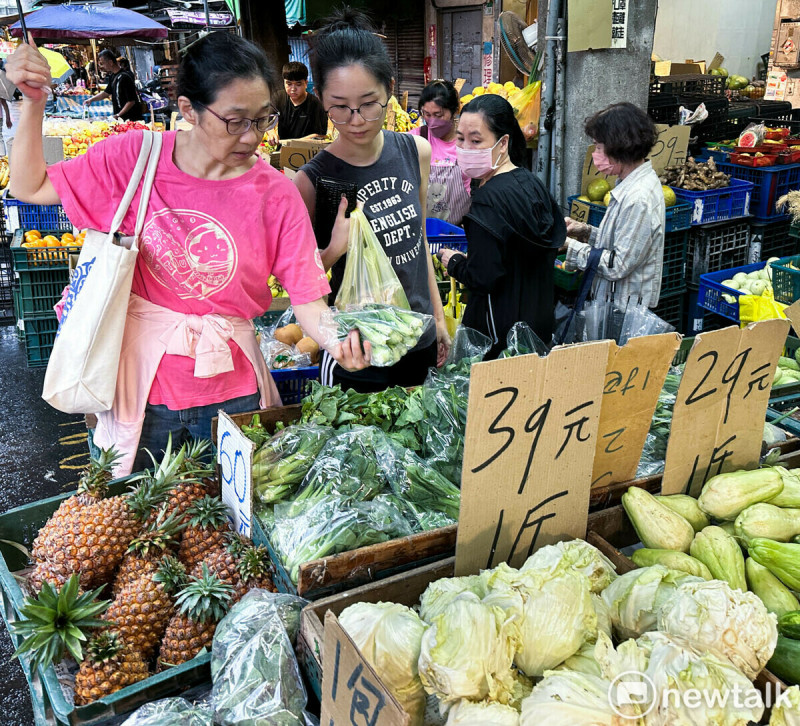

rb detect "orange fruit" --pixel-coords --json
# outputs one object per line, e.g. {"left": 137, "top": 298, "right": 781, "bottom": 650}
{"left": 27, "top": 229, "right": 42, "bottom": 238}
{"left": 61, "top": 233, "right": 75, "bottom": 244}
{"left": 43, "top": 235, "right": 60, "bottom": 247}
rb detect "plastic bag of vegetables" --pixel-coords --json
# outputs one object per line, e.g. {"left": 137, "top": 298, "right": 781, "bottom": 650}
{"left": 120, "top": 698, "right": 213, "bottom": 726}
{"left": 498, "top": 322, "right": 549, "bottom": 358}
{"left": 210, "top": 590, "right": 313, "bottom": 726}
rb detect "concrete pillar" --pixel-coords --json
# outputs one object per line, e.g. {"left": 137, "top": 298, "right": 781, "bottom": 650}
{"left": 539, "top": 0, "right": 658, "bottom": 206}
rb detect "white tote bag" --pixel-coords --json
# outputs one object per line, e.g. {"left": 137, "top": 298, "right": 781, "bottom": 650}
{"left": 43, "top": 130, "right": 163, "bottom": 414}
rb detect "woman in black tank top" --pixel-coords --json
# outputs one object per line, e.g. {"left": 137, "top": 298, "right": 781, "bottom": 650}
{"left": 294, "top": 9, "right": 450, "bottom": 393}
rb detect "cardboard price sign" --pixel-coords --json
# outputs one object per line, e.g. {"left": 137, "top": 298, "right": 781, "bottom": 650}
{"left": 579, "top": 125, "right": 690, "bottom": 196}
{"left": 321, "top": 611, "right": 409, "bottom": 726}
{"left": 661, "top": 320, "right": 789, "bottom": 497}
{"left": 592, "top": 333, "right": 682, "bottom": 488}
{"left": 455, "top": 341, "right": 610, "bottom": 576}
{"left": 217, "top": 410, "right": 255, "bottom": 537}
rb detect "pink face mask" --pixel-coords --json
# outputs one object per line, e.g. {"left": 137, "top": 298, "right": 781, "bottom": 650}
{"left": 592, "top": 148, "right": 618, "bottom": 175}
{"left": 425, "top": 116, "right": 453, "bottom": 138}
{"left": 456, "top": 136, "right": 506, "bottom": 179}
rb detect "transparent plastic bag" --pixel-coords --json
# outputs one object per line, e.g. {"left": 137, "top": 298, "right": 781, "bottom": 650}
{"left": 583, "top": 299, "right": 608, "bottom": 342}
{"left": 335, "top": 208, "right": 409, "bottom": 309}
{"left": 259, "top": 339, "right": 312, "bottom": 370}
{"left": 634, "top": 365, "right": 683, "bottom": 476}
{"left": 252, "top": 424, "right": 336, "bottom": 504}
{"left": 444, "top": 325, "right": 492, "bottom": 369}
{"left": 738, "top": 122, "right": 766, "bottom": 147}
{"left": 388, "top": 444, "right": 461, "bottom": 521}
{"left": 508, "top": 79, "right": 541, "bottom": 142}
{"left": 120, "top": 698, "right": 213, "bottom": 726}
{"left": 618, "top": 302, "right": 675, "bottom": 345}
{"left": 334, "top": 303, "right": 434, "bottom": 367}
{"left": 498, "top": 322, "right": 549, "bottom": 358}
{"left": 211, "top": 590, "right": 314, "bottom": 726}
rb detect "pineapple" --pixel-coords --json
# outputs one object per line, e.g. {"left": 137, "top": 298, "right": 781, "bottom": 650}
{"left": 158, "top": 564, "right": 233, "bottom": 669}
{"left": 31, "top": 447, "right": 122, "bottom": 562}
{"left": 182, "top": 437, "right": 219, "bottom": 497}
{"left": 103, "top": 555, "right": 186, "bottom": 661}
{"left": 30, "top": 481, "right": 160, "bottom": 591}
{"left": 178, "top": 495, "right": 232, "bottom": 570}
{"left": 11, "top": 575, "right": 110, "bottom": 672}
{"left": 112, "top": 507, "right": 185, "bottom": 597}
{"left": 192, "top": 541, "right": 275, "bottom": 605}
{"left": 74, "top": 630, "right": 149, "bottom": 705}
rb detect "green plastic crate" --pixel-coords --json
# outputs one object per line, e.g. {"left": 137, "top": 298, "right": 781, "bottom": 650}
{"left": 11, "top": 229, "right": 81, "bottom": 272}
{"left": 0, "top": 478, "right": 211, "bottom": 725}
{"left": 17, "top": 267, "right": 69, "bottom": 317}
{"left": 554, "top": 254, "right": 581, "bottom": 291}
{"left": 24, "top": 314, "right": 59, "bottom": 368}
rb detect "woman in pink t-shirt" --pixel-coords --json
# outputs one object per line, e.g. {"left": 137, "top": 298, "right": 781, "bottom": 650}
{"left": 410, "top": 80, "right": 471, "bottom": 225}
{"left": 7, "top": 32, "right": 369, "bottom": 473}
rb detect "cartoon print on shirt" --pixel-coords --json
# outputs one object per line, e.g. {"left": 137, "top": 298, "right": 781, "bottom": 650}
{"left": 360, "top": 176, "right": 423, "bottom": 266}
{"left": 427, "top": 181, "right": 450, "bottom": 221}
{"left": 141, "top": 209, "right": 238, "bottom": 299}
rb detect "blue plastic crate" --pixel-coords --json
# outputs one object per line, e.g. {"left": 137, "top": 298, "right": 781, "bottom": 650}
{"left": 4, "top": 196, "right": 72, "bottom": 231}
{"left": 271, "top": 365, "right": 318, "bottom": 405}
{"left": 426, "top": 217, "right": 468, "bottom": 254}
{"left": 671, "top": 178, "right": 753, "bottom": 225}
{"left": 568, "top": 195, "right": 691, "bottom": 233}
{"left": 697, "top": 261, "right": 766, "bottom": 322}
{"left": 715, "top": 160, "right": 800, "bottom": 220}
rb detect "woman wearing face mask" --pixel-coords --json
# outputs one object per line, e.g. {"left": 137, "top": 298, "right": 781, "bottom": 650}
{"left": 295, "top": 8, "right": 450, "bottom": 392}
{"left": 437, "top": 94, "right": 566, "bottom": 358}
{"left": 409, "top": 80, "right": 470, "bottom": 225}
{"left": 563, "top": 102, "right": 665, "bottom": 310}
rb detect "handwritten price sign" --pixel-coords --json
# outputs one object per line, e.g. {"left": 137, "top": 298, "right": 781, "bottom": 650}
{"left": 455, "top": 341, "right": 610, "bottom": 576}
{"left": 662, "top": 320, "right": 789, "bottom": 496}
{"left": 217, "top": 410, "right": 255, "bottom": 538}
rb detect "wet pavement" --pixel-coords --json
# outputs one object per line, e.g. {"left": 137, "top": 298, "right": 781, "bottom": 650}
{"left": 0, "top": 322, "right": 85, "bottom": 725}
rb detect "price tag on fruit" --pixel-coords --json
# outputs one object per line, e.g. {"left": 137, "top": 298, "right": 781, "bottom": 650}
{"left": 455, "top": 341, "right": 610, "bottom": 576}
{"left": 321, "top": 611, "right": 409, "bottom": 726}
{"left": 217, "top": 410, "right": 255, "bottom": 537}
{"left": 661, "top": 319, "right": 789, "bottom": 497}
{"left": 592, "top": 333, "right": 682, "bottom": 489}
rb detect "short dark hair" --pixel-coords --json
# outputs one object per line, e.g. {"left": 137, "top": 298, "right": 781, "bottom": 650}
{"left": 311, "top": 7, "right": 393, "bottom": 97}
{"left": 584, "top": 102, "right": 657, "bottom": 164}
{"left": 98, "top": 49, "right": 118, "bottom": 65}
{"left": 461, "top": 94, "right": 528, "bottom": 167}
{"left": 283, "top": 61, "right": 308, "bottom": 82}
{"left": 419, "top": 80, "right": 459, "bottom": 116}
{"left": 176, "top": 31, "right": 277, "bottom": 109}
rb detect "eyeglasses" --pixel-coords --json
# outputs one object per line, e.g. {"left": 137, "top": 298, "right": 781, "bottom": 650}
{"left": 326, "top": 100, "right": 388, "bottom": 126}
{"left": 197, "top": 103, "right": 279, "bottom": 136}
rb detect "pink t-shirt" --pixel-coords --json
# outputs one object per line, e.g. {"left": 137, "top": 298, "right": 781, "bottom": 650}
{"left": 49, "top": 130, "right": 329, "bottom": 410}
{"left": 409, "top": 126, "right": 470, "bottom": 194}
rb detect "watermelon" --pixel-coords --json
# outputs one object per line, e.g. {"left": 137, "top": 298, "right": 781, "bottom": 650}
{"left": 739, "top": 130, "right": 758, "bottom": 147}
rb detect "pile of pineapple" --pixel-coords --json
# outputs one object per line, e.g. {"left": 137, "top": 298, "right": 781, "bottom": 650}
{"left": 12, "top": 438, "right": 276, "bottom": 706}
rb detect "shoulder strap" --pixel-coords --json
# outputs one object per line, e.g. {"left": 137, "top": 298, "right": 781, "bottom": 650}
{"left": 133, "top": 131, "right": 162, "bottom": 239}
{"left": 420, "top": 125, "right": 428, "bottom": 141}
{"left": 108, "top": 131, "right": 153, "bottom": 235}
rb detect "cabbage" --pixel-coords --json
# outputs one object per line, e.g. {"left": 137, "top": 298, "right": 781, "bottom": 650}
{"left": 639, "top": 631, "right": 765, "bottom": 725}
{"left": 771, "top": 685, "right": 800, "bottom": 725}
{"left": 657, "top": 579, "right": 778, "bottom": 680}
{"left": 483, "top": 564, "right": 596, "bottom": 677}
{"left": 593, "top": 631, "right": 650, "bottom": 683}
{"left": 591, "top": 593, "right": 612, "bottom": 642}
{"left": 521, "top": 538, "right": 617, "bottom": 593}
{"left": 419, "top": 575, "right": 487, "bottom": 623}
{"left": 417, "top": 593, "right": 518, "bottom": 707}
{"left": 519, "top": 671, "right": 642, "bottom": 724}
{"left": 555, "top": 641, "right": 602, "bottom": 677}
{"left": 601, "top": 564, "right": 703, "bottom": 640}
{"left": 445, "top": 699, "right": 520, "bottom": 725}
{"left": 338, "top": 602, "right": 427, "bottom": 724}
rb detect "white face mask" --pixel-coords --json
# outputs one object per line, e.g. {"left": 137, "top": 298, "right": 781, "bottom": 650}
{"left": 456, "top": 136, "right": 507, "bottom": 178}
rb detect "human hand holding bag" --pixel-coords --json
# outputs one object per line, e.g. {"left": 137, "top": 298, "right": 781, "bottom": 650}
{"left": 42, "top": 130, "right": 162, "bottom": 414}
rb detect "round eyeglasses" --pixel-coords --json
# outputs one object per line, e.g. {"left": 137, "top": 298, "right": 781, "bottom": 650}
{"left": 326, "top": 100, "right": 388, "bottom": 126}
{"left": 197, "top": 103, "right": 280, "bottom": 136}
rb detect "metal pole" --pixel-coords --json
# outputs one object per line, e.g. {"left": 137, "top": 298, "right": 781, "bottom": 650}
{"left": 203, "top": 0, "right": 211, "bottom": 29}
{"left": 551, "top": 16, "right": 565, "bottom": 204}
{"left": 535, "top": 0, "right": 561, "bottom": 187}
{"left": 15, "top": 0, "right": 27, "bottom": 41}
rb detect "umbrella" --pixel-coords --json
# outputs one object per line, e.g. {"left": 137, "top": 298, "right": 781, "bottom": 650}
{"left": 39, "top": 46, "right": 73, "bottom": 84}
{"left": 10, "top": 4, "right": 168, "bottom": 41}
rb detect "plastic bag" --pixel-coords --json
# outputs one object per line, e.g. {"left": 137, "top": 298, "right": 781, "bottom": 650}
{"left": 618, "top": 302, "right": 675, "bottom": 345}
{"left": 498, "top": 322, "right": 549, "bottom": 358}
{"left": 120, "top": 698, "right": 213, "bottom": 726}
{"left": 444, "top": 325, "right": 491, "bottom": 369}
{"left": 252, "top": 424, "right": 336, "bottom": 504}
{"left": 738, "top": 289, "right": 787, "bottom": 326}
{"left": 259, "top": 339, "right": 313, "bottom": 370}
{"left": 211, "top": 590, "right": 314, "bottom": 726}
{"left": 738, "top": 122, "right": 766, "bottom": 147}
{"left": 388, "top": 444, "right": 461, "bottom": 521}
{"left": 508, "top": 79, "right": 541, "bottom": 142}
{"left": 583, "top": 299, "right": 608, "bottom": 342}
{"left": 634, "top": 365, "right": 683, "bottom": 477}
{"left": 334, "top": 303, "right": 434, "bottom": 367}
{"left": 335, "top": 208, "right": 409, "bottom": 308}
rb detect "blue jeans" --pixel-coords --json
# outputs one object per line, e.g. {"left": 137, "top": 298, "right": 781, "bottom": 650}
{"left": 131, "top": 392, "right": 261, "bottom": 473}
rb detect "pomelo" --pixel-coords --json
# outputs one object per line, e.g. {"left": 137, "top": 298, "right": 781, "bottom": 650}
{"left": 662, "top": 186, "right": 677, "bottom": 207}
{"left": 587, "top": 178, "right": 611, "bottom": 202}
{"left": 603, "top": 191, "right": 612, "bottom": 206}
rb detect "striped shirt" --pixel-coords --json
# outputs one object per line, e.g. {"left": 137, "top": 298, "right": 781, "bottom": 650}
{"left": 565, "top": 160, "right": 666, "bottom": 307}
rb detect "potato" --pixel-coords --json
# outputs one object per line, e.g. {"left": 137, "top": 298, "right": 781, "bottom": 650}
{"left": 274, "top": 323, "right": 303, "bottom": 346}
{"left": 296, "top": 336, "right": 320, "bottom": 363}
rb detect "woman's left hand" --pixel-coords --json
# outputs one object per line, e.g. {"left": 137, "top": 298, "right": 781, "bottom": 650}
{"left": 437, "top": 248, "right": 459, "bottom": 269}
{"left": 436, "top": 319, "right": 451, "bottom": 367}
